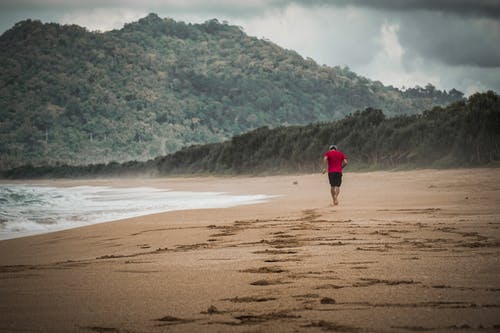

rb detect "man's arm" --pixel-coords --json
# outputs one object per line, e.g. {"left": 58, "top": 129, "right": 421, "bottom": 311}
{"left": 322, "top": 156, "right": 328, "bottom": 174}
{"left": 342, "top": 159, "right": 348, "bottom": 168}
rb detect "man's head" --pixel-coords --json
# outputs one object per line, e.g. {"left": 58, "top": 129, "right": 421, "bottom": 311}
{"left": 329, "top": 145, "right": 337, "bottom": 150}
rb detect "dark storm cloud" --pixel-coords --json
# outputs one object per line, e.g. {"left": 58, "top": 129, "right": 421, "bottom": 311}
{"left": 0, "top": 1, "right": 276, "bottom": 15}
{"left": 2, "top": 1, "right": 500, "bottom": 19}
{"left": 2, "top": 1, "right": 496, "bottom": 21}
{"left": 397, "top": 12, "right": 500, "bottom": 68}
{"left": 299, "top": 0, "right": 500, "bottom": 19}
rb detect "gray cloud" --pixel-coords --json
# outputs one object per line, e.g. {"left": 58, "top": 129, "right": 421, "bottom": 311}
{"left": 296, "top": 0, "right": 500, "bottom": 19}
{"left": 398, "top": 12, "right": 500, "bottom": 68}
{"left": 0, "top": 1, "right": 281, "bottom": 14}
{"left": 2, "top": 0, "right": 500, "bottom": 18}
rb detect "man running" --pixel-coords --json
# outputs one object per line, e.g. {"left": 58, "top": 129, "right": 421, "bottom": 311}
{"left": 322, "top": 145, "right": 348, "bottom": 206}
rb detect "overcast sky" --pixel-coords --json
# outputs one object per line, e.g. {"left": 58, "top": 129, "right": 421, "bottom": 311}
{"left": 1, "top": 0, "right": 499, "bottom": 96}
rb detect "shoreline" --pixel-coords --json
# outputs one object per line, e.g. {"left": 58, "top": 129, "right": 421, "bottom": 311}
{"left": 0, "top": 183, "right": 277, "bottom": 241}
{"left": 1, "top": 169, "right": 499, "bottom": 332}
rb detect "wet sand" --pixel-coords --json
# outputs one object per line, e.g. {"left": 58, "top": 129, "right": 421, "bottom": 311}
{"left": 0, "top": 169, "right": 499, "bottom": 333}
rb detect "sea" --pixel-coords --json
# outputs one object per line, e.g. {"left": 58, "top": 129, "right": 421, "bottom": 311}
{"left": 0, "top": 184, "right": 274, "bottom": 240}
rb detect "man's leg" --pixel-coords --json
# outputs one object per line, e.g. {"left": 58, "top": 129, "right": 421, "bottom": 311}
{"left": 330, "top": 186, "right": 336, "bottom": 205}
{"left": 333, "top": 186, "right": 340, "bottom": 205}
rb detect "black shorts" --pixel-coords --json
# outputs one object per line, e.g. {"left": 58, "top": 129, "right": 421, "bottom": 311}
{"left": 328, "top": 172, "right": 342, "bottom": 187}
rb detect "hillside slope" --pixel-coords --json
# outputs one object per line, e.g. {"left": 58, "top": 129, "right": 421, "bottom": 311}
{"left": 0, "top": 13, "right": 464, "bottom": 169}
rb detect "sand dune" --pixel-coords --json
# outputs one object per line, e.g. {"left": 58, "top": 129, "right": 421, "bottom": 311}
{"left": 1, "top": 169, "right": 499, "bottom": 332}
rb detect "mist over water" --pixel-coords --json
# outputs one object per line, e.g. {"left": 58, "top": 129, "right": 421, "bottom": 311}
{"left": 0, "top": 185, "right": 274, "bottom": 240}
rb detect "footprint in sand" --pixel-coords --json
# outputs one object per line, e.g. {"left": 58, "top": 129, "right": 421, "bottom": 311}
{"left": 241, "top": 266, "right": 287, "bottom": 273}
{"left": 223, "top": 296, "right": 277, "bottom": 303}
{"left": 250, "top": 279, "right": 288, "bottom": 286}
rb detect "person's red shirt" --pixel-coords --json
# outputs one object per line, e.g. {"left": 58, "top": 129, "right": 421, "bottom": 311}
{"left": 324, "top": 150, "right": 346, "bottom": 173}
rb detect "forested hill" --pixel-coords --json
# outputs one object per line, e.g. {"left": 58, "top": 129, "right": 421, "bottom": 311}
{"left": 4, "top": 92, "right": 498, "bottom": 179}
{"left": 0, "top": 13, "right": 464, "bottom": 170}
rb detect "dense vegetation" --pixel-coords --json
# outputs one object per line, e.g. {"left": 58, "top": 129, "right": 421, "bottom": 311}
{"left": 0, "top": 13, "right": 464, "bottom": 170}
{"left": 3, "top": 92, "right": 498, "bottom": 179}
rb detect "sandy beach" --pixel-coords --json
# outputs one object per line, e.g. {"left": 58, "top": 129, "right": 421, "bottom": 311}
{"left": 1, "top": 169, "right": 499, "bottom": 333}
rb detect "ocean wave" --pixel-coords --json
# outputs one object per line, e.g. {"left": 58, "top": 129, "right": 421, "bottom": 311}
{"left": 0, "top": 184, "right": 274, "bottom": 240}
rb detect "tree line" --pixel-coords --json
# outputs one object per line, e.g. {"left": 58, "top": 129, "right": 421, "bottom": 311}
{"left": 3, "top": 91, "right": 498, "bottom": 179}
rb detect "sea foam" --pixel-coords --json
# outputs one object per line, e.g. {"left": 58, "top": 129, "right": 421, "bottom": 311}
{"left": 0, "top": 184, "right": 274, "bottom": 240}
